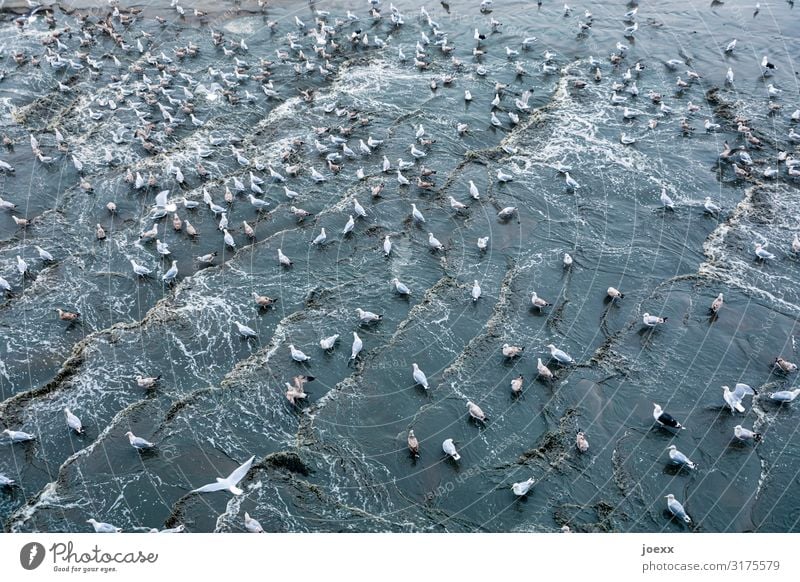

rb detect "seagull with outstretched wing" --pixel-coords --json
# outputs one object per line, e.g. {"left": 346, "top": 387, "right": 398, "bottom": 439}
{"left": 191, "top": 455, "right": 255, "bottom": 495}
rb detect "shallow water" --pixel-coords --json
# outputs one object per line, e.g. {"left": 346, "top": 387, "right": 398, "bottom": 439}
{"left": 0, "top": 0, "right": 799, "bottom": 533}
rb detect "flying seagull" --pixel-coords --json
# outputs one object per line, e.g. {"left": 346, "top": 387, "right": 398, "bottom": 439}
{"left": 191, "top": 455, "right": 255, "bottom": 495}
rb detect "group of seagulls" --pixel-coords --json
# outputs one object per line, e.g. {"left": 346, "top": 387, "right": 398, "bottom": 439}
{"left": 0, "top": 0, "right": 798, "bottom": 535}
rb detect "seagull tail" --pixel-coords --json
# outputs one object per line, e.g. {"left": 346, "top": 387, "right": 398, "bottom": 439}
{"left": 229, "top": 485, "right": 243, "bottom": 495}
{"left": 735, "top": 403, "right": 745, "bottom": 413}
{"left": 754, "top": 432, "right": 763, "bottom": 442}
{"left": 452, "top": 453, "right": 461, "bottom": 461}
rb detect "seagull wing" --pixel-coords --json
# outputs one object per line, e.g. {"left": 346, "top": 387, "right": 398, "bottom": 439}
{"left": 734, "top": 383, "right": 755, "bottom": 397}
{"left": 155, "top": 190, "right": 170, "bottom": 208}
{"left": 225, "top": 455, "right": 255, "bottom": 485}
{"left": 191, "top": 480, "right": 230, "bottom": 494}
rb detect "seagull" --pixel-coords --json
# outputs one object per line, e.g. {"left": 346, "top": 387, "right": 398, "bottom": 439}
{"left": 125, "top": 431, "right": 155, "bottom": 450}
{"left": 248, "top": 194, "right": 270, "bottom": 211}
{"left": 466, "top": 401, "right": 486, "bottom": 423}
{"left": 278, "top": 249, "right": 293, "bottom": 267}
{"left": 665, "top": 494, "right": 691, "bottom": 524}
{"left": 576, "top": 432, "right": 589, "bottom": 453}
{"left": 411, "top": 203, "right": 426, "bottom": 223}
{"left": 710, "top": 293, "right": 724, "bottom": 314}
{"left": 162, "top": 260, "right": 178, "bottom": 284}
{"left": 353, "top": 199, "right": 367, "bottom": 218}
{"left": 412, "top": 363, "right": 429, "bottom": 389}
{"left": 545, "top": 344, "right": 574, "bottom": 365}
{"left": 704, "top": 197, "right": 721, "bottom": 215}
{"left": 723, "top": 383, "right": 756, "bottom": 413}
{"left": 383, "top": 235, "right": 392, "bottom": 257}
{"left": 191, "top": 455, "right": 255, "bottom": 495}
{"left": 87, "top": 519, "right": 122, "bottom": 533}
{"left": 471, "top": 280, "right": 481, "bottom": 301}
{"left": 607, "top": 287, "right": 624, "bottom": 300}
{"left": 660, "top": 188, "right": 675, "bottom": 209}
{"left": 350, "top": 332, "right": 363, "bottom": 360}
{"left": 0, "top": 474, "right": 13, "bottom": 487}
{"left": 442, "top": 438, "right": 461, "bottom": 460}
{"left": 342, "top": 215, "right": 356, "bottom": 236}
{"left": 407, "top": 430, "right": 420, "bottom": 457}
{"left": 502, "top": 344, "right": 524, "bottom": 358}
{"left": 356, "top": 307, "right": 382, "bottom": 323}
{"left": 642, "top": 312, "right": 668, "bottom": 327}
{"left": 64, "top": 408, "right": 83, "bottom": 433}
{"left": 497, "top": 206, "right": 517, "bottom": 220}
{"left": 234, "top": 321, "right": 257, "bottom": 339}
{"left": 320, "top": 334, "right": 339, "bottom": 350}
{"left": 136, "top": 375, "right": 161, "bottom": 389}
{"left": 754, "top": 243, "right": 775, "bottom": 261}
{"left": 537, "top": 358, "right": 554, "bottom": 380}
{"left": 724, "top": 39, "right": 737, "bottom": 53}
{"left": 496, "top": 169, "right": 514, "bottom": 182}
{"left": 564, "top": 172, "right": 580, "bottom": 190}
{"left": 56, "top": 308, "right": 80, "bottom": 322}
{"left": 477, "top": 237, "right": 489, "bottom": 251}
{"left": 2, "top": 429, "right": 35, "bottom": 442}
{"left": 653, "top": 403, "right": 685, "bottom": 430}
{"left": 449, "top": 196, "right": 468, "bottom": 212}
{"left": 510, "top": 375, "right": 524, "bottom": 395}
{"left": 35, "top": 246, "right": 54, "bottom": 262}
{"left": 563, "top": 253, "right": 573, "bottom": 267}
{"left": 391, "top": 278, "right": 411, "bottom": 296}
{"left": 734, "top": 424, "right": 762, "bottom": 442}
{"left": 768, "top": 388, "right": 800, "bottom": 403}
{"left": 530, "top": 292, "right": 551, "bottom": 309}
{"left": 428, "top": 232, "right": 444, "bottom": 251}
{"left": 468, "top": 181, "right": 480, "bottom": 200}
{"left": 289, "top": 344, "right": 311, "bottom": 362}
{"left": 511, "top": 477, "right": 535, "bottom": 496}
{"left": 16, "top": 255, "right": 27, "bottom": 276}
{"left": 667, "top": 445, "right": 696, "bottom": 469}
{"left": 244, "top": 512, "right": 264, "bottom": 533}
{"left": 774, "top": 357, "right": 798, "bottom": 373}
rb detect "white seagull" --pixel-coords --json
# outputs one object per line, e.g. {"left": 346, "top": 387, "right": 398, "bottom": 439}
{"left": 64, "top": 408, "right": 83, "bottom": 433}
{"left": 511, "top": 477, "right": 535, "bottom": 496}
{"left": 234, "top": 321, "right": 257, "bottom": 339}
{"left": 769, "top": 388, "right": 800, "bottom": 403}
{"left": 125, "top": 431, "right": 155, "bottom": 450}
{"left": 545, "top": 344, "right": 574, "bottom": 365}
{"left": 642, "top": 312, "right": 668, "bottom": 327}
{"left": 350, "top": 332, "right": 363, "bottom": 360}
{"left": 289, "top": 344, "right": 311, "bottom": 362}
{"left": 667, "top": 445, "right": 696, "bottom": 469}
{"left": 442, "top": 438, "right": 461, "bottom": 461}
{"left": 734, "top": 424, "right": 762, "bottom": 442}
{"left": 665, "top": 494, "right": 691, "bottom": 524}
{"left": 191, "top": 455, "right": 255, "bottom": 495}
{"left": 722, "top": 383, "right": 755, "bottom": 414}
{"left": 471, "top": 280, "right": 481, "bottom": 301}
{"left": 87, "top": 519, "right": 122, "bottom": 533}
{"left": 412, "top": 363, "right": 429, "bottom": 389}
{"left": 244, "top": 512, "right": 264, "bottom": 533}
{"left": 320, "top": 334, "right": 339, "bottom": 350}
